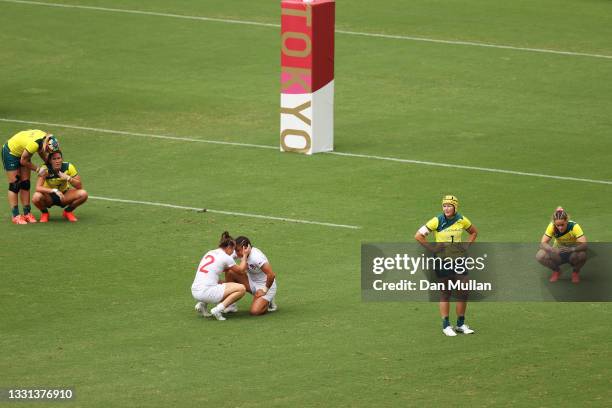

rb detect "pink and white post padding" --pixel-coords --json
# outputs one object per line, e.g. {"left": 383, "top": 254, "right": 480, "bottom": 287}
{"left": 280, "top": 0, "right": 335, "bottom": 154}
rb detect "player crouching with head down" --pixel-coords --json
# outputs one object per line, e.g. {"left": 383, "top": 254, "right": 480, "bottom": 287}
{"left": 32, "top": 150, "right": 88, "bottom": 222}
{"left": 192, "top": 232, "right": 251, "bottom": 321}
{"left": 536, "top": 207, "right": 587, "bottom": 284}
{"left": 224, "top": 235, "right": 278, "bottom": 316}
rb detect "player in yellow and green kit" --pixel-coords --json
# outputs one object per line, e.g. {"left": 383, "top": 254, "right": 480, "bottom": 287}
{"left": 2, "top": 129, "right": 60, "bottom": 224}
{"left": 415, "top": 195, "right": 479, "bottom": 337}
{"left": 536, "top": 207, "right": 587, "bottom": 284}
{"left": 33, "top": 150, "right": 88, "bottom": 222}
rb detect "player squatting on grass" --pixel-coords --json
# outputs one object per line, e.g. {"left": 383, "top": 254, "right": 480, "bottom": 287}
{"left": 191, "top": 232, "right": 278, "bottom": 321}
{"left": 2, "top": 129, "right": 60, "bottom": 224}
{"left": 536, "top": 207, "right": 588, "bottom": 284}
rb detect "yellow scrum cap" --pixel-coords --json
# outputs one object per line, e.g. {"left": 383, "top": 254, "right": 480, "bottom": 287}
{"left": 442, "top": 195, "right": 459, "bottom": 210}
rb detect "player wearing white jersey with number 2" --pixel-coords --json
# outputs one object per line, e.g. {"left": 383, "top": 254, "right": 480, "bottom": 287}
{"left": 225, "top": 235, "right": 278, "bottom": 316}
{"left": 191, "top": 231, "right": 251, "bottom": 321}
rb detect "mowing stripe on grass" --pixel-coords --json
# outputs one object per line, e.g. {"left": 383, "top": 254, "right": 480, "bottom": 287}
{"left": 89, "top": 195, "right": 361, "bottom": 230}
{"left": 2, "top": 117, "right": 611, "bottom": 186}
{"left": 2, "top": 0, "right": 611, "bottom": 60}
{"left": 0, "top": 118, "right": 277, "bottom": 151}
{"left": 0, "top": 117, "right": 612, "bottom": 185}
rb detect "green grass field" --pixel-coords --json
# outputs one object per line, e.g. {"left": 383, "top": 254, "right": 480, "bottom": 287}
{"left": 1, "top": 0, "right": 611, "bottom": 406}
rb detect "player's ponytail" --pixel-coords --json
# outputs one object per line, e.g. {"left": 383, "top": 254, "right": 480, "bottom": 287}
{"left": 235, "top": 236, "right": 251, "bottom": 248}
{"left": 219, "top": 231, "right": 235, "bottom": 248}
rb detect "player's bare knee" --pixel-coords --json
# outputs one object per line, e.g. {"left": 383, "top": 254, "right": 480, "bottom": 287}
{"left": 535, "top": 250, "right": 547, "bottom": 263}
{"left": 250, "top": 306, "right": 266, "bottom": 316}
{"left": 79, "top": 190, "right": 88, "bottom": 201}
{"left": 229, "top": 283, "right": 246, "bottom": 295}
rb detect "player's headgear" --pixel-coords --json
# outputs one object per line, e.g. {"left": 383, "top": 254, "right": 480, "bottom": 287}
{"left": 46, "top": 135, "right": 60, "bottom": 152}
{"left": 442, "top": 195, "right": 459, "bottom": 210}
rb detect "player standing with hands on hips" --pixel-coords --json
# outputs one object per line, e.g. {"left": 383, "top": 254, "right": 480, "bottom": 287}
{"left": 415, "top": 195, "right": 479, "bottom": 337}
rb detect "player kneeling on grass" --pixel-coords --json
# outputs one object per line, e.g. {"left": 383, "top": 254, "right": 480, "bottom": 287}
{"left": 32, "top": 151, "right": 87, "bottom": 223}
{"left": 224, "top": 235, "right": 278, "bottom": 315}
{"left": 536, "top": 207, "right": 587, "bottom": 284}
{"left": 191, "top": 232, "right": 251, "bottom": 321}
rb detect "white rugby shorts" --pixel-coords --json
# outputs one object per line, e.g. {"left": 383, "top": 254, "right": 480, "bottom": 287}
{"left": 192, "top": 284, "right": 226, "bottom": 304}
{"left": 248, "top": 277, "right": 277, "bottom": 302}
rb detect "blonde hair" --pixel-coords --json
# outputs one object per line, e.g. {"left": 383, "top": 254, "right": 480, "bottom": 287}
{"left": 552, "top": 207, "right": 568, "bottom": 221}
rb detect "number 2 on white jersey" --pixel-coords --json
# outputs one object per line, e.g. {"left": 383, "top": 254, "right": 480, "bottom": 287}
{"left": 199, "top": 255, "right": 215, "bottom": 273}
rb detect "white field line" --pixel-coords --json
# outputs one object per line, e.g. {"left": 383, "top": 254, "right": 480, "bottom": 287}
{"left": 89, "top": 196, "right": 361, "bottom": 230}
{"left": 0, "top": 118, "right": 277, "bottom": 151}
{"left": 1, "top": 0, "right": 611, "bottom": 60}
{"left": 2, "top": 117, "right": 611, "bottom": 186}
{"left": 325, "top": 151, "right": 612, "bottom": 186}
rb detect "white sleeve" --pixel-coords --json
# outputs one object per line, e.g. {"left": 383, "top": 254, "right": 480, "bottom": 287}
{"left": 251, "top": 248, "right": 269, "bottom": 268}
{"left": 418, "top": 225, "right": 430, "bottom": 236}
{"left": 224, "top": 252, "right": 237, "bottom": 267}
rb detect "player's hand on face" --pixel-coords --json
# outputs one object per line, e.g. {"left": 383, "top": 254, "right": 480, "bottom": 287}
{"left": 243, "top": 244, "right": 252, "bottom": 257}
{"left": 58, "top": 171, "right": 70, "bottom": 181}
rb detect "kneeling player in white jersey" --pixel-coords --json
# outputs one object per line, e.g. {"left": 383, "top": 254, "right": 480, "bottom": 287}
{"left": 191, "top": 231, "right": 251, "bottom": 321}
{"left": 225, "top": 235, "right": 277, "bottom": 316}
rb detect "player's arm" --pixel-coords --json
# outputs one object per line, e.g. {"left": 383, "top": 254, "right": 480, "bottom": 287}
{"left": 59, "top": 172, "right": 82, "bottom": 189}
{"left": 564, "top": 235, "right": 587, "bottom": 253}
{"left": 415, "top": 227, "right": 437, "bottom": 253}
{"left": 540, "top": 234, "right": 555, "bottom": 253}
{"left": 21, "top": 139, "right": 47, "bottom": 174}
{"left": 466, "top": 225, "right": 478, "bottom": 243}
{"left": 19, "top": 150, "right": 39, "bottom": 172}
{"left": 228, "top": 245, "right": 251, "bottom": 274}
{"left": 262, "top": 263, "right": 276, "bottom": 290}
{"left": 35, "top": 172, "right": 64, "bottom": 199}
{"left": 254, "top": 263, "right": 276, "bottom": 299}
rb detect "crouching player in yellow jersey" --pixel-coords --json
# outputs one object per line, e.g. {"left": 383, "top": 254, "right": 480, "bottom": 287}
{"left": 415, "top": 195, "right": 479, "bottom": 337}
{"left": 536, "top": 207, "right": 587, "bottom": 284}
{"left": 2, "top": 129, "right": 60, "bottom": 224}
{"left": 32, "top": 151, "right": 88, "bottom": 222}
